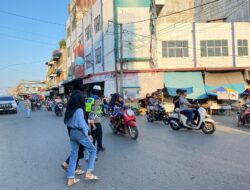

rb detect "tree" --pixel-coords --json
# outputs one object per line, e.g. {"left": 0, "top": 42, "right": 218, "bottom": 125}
{"left": 59, "top": 39, "right": 66, "bottom": 49}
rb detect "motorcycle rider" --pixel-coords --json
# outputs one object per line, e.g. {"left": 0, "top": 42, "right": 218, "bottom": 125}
{"left": 173, "top": 89, "right": 182, "bottom": 123}
{"left": 179, "top": 90, "right": 198, "bottom": 127}
{"left": 85, "top": 85, "right": 105, "bottom": 153}
{"left": 55, "top": 96, "right": 63, "bottom": 112}
{"left": 112, "top": 95, "right": 125, "bottom": 129}
{"left": 148, "top": 93, "right": 159, "bottom": 120}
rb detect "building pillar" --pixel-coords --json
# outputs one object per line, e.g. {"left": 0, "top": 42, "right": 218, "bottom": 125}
{"left": 231, "top": 22, "right": 236, "bottom": 67}
{"left": 192, "top": 22, "right": 197, "bottom": 67}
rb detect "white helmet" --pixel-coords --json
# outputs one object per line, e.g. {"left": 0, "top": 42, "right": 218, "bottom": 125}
{"left": 93, "top": 85, "right": 101, "bottom": 91}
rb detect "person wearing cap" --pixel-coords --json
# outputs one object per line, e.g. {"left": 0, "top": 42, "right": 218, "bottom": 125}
{"left": 85, "top": 85, "right": 105, "bottom": 153}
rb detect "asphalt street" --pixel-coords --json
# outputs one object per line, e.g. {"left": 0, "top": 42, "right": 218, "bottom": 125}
{"left": 0, "top": 102, "right": 250, "bottom": 190}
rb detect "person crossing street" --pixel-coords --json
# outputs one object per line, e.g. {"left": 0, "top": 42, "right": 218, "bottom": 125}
{"left": 85, "top": 85, "right": 106, "bottom": 153}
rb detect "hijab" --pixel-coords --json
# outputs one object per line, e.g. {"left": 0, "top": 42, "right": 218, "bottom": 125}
{"left": 64, "top": 90, "right": 85, "bottom": 124}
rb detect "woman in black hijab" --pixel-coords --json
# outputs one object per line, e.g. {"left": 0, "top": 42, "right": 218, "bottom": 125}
{"left": 61, "top": 90, "right": 85, "bottom": 175}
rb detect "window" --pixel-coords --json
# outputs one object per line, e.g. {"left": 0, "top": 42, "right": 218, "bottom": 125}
{"left": 95, "top": 47, "right": 102, "bottom": 64}
{"left": 67, "top": 47, "right": 71, "bottom": 57}
{"left": 162, "top": 41, "right": 189, "bottom": 58}
{"left": 26, "top": 87, "right": 29, "bottom": 92}
{"left": 94, "top": 15, "right": 101, "bottom": 33}
{"left": 67, "top": 26, "right": 70, "bottom": 37}
{"left": 85, "top": 25, "right": 91, "bottom": 41}
{"left": 200, "top": 40, "right": 228, "bottom": 57}
{"left": 238, "top": 39, "right": 248, "bottom": 56}
{"left": 86, "top": 53, "right": 92, "bottom": 69}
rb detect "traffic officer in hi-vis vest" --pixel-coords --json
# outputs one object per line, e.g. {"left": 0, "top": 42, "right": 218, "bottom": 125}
{"left": 85, "top": 85, "right": 105, "bottom": 153}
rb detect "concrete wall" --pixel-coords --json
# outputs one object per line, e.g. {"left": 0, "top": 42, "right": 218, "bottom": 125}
{"left": 157, "top": 0, "right": 195, "bottom": 23}
{"left": 157, "top": 22, "right": 250, "bottom": 69}
{"left": 195, "top": 0, "right": 250, "bottom": 22}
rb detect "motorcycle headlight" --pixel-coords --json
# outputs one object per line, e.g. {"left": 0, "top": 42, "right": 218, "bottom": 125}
{"left": 127, "top": 109, "right": 135, "bottom": 117}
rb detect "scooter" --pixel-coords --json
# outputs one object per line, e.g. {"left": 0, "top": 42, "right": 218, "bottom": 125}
{"left": 47, "top": 101, "right": 53, "bottom": 111}
{"left": 109, "top": 106, "right": 139, "bottom": 140}
{"left": 36, "top": 101, "right": 41, "bottom": 110}
{"left": 55, "top": 103, "right": 64, "bottom": 117}
{"left": 237, "top": 104, "right": 250, "bottom": 127}
{"left": 169, "top": 106, "right": 216, "bottom": 134}
{"left": 146, "top": 104, "right": 170, "bottom": 125}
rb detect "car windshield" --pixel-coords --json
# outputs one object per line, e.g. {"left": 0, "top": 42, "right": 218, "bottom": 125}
{"left": 0, "top": 97, "right": 14, "bottom": 101}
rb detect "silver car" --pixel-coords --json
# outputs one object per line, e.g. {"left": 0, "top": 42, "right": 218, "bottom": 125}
{"left": 0, "top": 96, "right": 18, "bottom": 114}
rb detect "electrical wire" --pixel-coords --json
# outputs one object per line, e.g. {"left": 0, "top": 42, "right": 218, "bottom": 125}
{"left": 0, "top": 32, "right": 57, "bottom": 46}
{"left": 0, "top": 10, "right": 65, "bottom": 27}
{"left": 121, "top": 0, "right": 220, "bottom": 25}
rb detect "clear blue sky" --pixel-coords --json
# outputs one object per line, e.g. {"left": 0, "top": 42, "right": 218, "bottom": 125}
{"left": 0, "top": 0, "right": 69, "bottom": 93}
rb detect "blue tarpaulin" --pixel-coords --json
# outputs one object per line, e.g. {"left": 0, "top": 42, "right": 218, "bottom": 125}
{"left": 205, "top": 83, "right": 246, "bottom": 96}
{"left": 164, "top": 72, "right": 208, "bottom": 99}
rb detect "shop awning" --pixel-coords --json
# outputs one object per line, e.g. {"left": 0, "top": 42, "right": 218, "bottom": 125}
{"left": 164, "top": 72, "right": 207, "bottom": 99}
{"left": 205, "top": 84, "right": 245, "bottom": 96}
{"left": 204, "top": 72, "right": 246, "bottom": 96}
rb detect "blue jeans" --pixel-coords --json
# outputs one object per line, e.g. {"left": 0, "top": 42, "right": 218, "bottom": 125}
{"left": 181, "top": 109, "right": 193, "bottom": 122}
{"left": 68, "top": 129, "right": 96, "bottom": 179}
{"left": 26, "top": 108, "right": 31, "bottom": 117}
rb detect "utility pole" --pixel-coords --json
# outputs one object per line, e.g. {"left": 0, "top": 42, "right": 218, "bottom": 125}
{"left": 119, "top": 23, "right": 124, "bottom": 97}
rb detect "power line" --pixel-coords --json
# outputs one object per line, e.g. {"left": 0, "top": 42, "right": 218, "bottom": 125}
{"left": 0, "top": 25, "right": 61, "bottom": 40}
{"left": 121, "top": 0, "right": 220, "bottom": 25}
{"left": 0, "top": 9, "right": 65, "bottom": 27}
{"left": 0, "top": 32, "right": 57, "bottom": 46}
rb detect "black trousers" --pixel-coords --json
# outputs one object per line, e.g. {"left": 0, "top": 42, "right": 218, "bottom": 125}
{"left": 65, "top": 127, "right": 85, "bottom": 169}
{"left": 91, "top": 123, "right": 103, "bottom": 150}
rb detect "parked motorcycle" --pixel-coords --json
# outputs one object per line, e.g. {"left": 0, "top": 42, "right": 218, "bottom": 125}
{"left": 169, "top": 106, "right": 216, "bottom": 134}
{"left": 31, "top": 101, "right": 36, "bottom": 111}
{"left": 47, "top": 101, "right": 53, "bottom": 111}
{"left": 109, "top": 107, "right": 139, "bottom": 140}
{"left": 146, "top": 104, "right": 170, "bottom": 125}
{"left": 36, "top": 101, "right": 42, "bottom": 110}
{"left": 237, "top": 104, "right": 250, "bottom": 127}
{"left": 55, "top": 103, "right": 64, "bottom": 116}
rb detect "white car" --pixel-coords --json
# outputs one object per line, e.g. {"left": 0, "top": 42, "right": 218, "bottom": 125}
{"left": 0, "top": 96, "right": 17, "bottom": 114}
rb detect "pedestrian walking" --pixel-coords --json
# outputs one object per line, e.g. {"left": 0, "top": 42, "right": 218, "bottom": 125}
{"left": 85, "top": 85, "right": 105, "bottom": 153}
{"left": 62, "top": 91, "right": 85, "bottom": 175}
{"left": 64, "top": 91, "right": 98, "bottom": 187}
{"left": 25, "top": 96, "right": 31, "bottom": 118}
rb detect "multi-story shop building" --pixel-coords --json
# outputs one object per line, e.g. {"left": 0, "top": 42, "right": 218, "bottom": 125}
{"left": 45, "top": 45, "right": 67, "bottom": 96}
{"left": 63, "top": 0, "right": 250, "bottom": 99}
{"left": 16, "top": 81, "right": 47, "bottom": 98}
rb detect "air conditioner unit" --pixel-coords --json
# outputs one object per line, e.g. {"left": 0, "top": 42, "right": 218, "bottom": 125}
{"left": 245, "top": 69, "right": 250, "bottom": 81}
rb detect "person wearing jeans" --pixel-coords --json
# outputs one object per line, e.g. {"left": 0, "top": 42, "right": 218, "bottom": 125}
{"left": 25, "top": 97, "right": 31, "bottom": 118}
{"left": 64, "top": 91, "right": 99, "bottom": 187}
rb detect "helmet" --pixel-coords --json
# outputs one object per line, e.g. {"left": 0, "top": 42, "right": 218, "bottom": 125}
{"left": 93, "top": 85, "right": 101, "bottom": 91}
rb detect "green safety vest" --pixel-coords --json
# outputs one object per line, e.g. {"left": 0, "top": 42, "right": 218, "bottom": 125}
{"left": 85, "top": 97, "right": 102, "bottom": 116}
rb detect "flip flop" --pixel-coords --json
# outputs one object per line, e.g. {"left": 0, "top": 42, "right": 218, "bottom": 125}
{"left": 85, "top": 174, "right": 99, "bottom": 181}
{"left": 61, "top": 163, "right": 68, "bottom": 171}
{"left": 67, "top": 178, "right": 80, "bottom": 187}
{"left": 75, "top": 169, "right": 84, "bottom": 175}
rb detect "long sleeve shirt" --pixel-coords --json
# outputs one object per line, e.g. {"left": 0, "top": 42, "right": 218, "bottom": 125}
{"left": 67, "top": 108, "right": 89, "bottom": 136}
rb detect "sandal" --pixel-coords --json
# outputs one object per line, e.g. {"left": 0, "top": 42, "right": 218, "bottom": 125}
{"left": 61, "top": 163, "right": 68, "bottom": 171}
{"left": 67, "top": 178, "right": 80, "bottom": 187}
{"left": 75, "top": 169, "right": 84, "bottom": 175}
{"left": 85, "top": 174, "right": 99, "bottom": 181}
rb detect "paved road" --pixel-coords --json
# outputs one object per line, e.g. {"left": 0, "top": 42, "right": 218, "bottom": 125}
{"left": 0, "top": 103, "right": 250, "bottom": 190}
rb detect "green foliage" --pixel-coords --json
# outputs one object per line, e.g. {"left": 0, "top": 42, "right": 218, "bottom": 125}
{"left": 59, "top": 39, "right": 66, "bottom": 49}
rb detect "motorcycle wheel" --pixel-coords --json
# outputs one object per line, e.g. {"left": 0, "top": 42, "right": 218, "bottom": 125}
{"left": 128, "top": 126, "right": 138, "bottom": 140}
{"left": 109, "top": 123, "right": 118, "bottom": 134}
{"left": 147, "top": 115, "right": 153, "bottom": 122}
{"left": 201, "top": 122, "right": 216, "bottom": 134}
{"left": 163, "top": 117, "right": 170, "bottom": 125}
{"left": 169, "top": 120, "right": 180, "bottom": 130}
